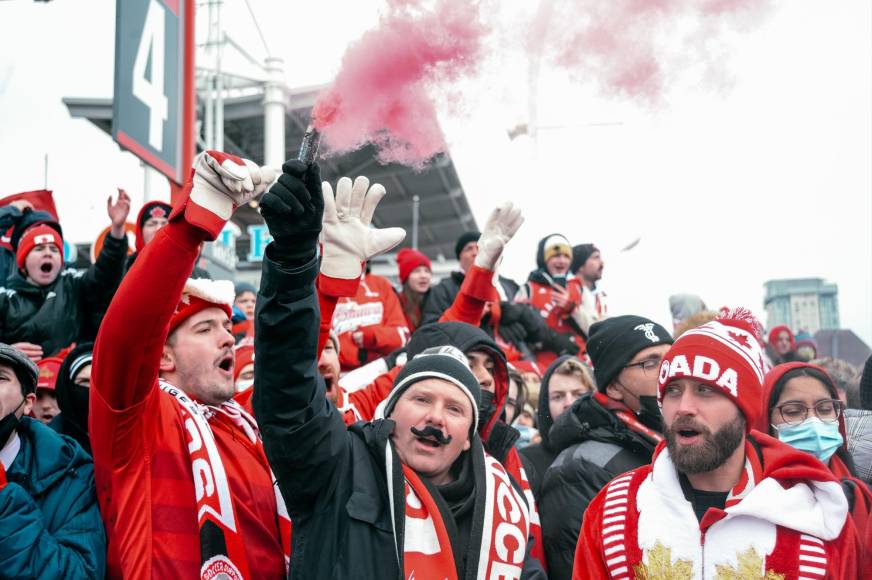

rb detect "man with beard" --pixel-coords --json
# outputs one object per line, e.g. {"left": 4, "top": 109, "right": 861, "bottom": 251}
{"left": 574, "top": 309, "right": 862, "bottom": 578}
{"left": 90, "top": 151, "right": 291, "bottom": 578}
{"left": 253, "top": 162, "right": 542, "bottom": 579}
{"left": 536, "top": 316, "right": 671, "bottom": 580}
{"left": 567, "top": 243, "right": 607, "bottom": 338}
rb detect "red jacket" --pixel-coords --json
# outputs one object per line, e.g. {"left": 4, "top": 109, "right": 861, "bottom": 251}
{"left": 334, "top": 274, "right": 409, "bottom": 370}
{"left": 516, "top": 278, "right": 584, "bottom": 367}
{"left": 90, "top": 219, "right": 285, "bottom": 579}
{"left": 574, "top": 433, "right": 863, "bottom": 579}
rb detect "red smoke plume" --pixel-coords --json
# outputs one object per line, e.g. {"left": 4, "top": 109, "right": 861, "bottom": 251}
{"left": 312, "top": 0, "right": 488, "bottom": 167}
{"left": 528, "top": 0, "right": 770, "bottom": 104}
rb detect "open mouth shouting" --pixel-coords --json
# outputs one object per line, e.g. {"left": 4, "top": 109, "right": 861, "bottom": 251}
{"left": 216, "top": 351, "right": 234, "bottom": 377}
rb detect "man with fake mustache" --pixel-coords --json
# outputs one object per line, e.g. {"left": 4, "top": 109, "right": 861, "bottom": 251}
{"left": 253, "top": 161, "right": 543, "bottom": 579}
{"left": 574, "top": 309, "right": 863, "bottom": 578}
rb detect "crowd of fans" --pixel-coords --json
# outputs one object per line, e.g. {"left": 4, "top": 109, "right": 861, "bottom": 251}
{"left": 0, "top": 152, "right": 870, "bottom": 578}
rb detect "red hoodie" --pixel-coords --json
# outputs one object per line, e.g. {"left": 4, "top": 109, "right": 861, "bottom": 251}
{"left": 756, "top": 361, "right": 872, "bottom": 570}
{"left": 90, "top": 218, "right": 286, "bottom": 579}
{"left": 334, "top": 273, "right": 410, "bottom": 370}
{"left": 574, "top": 433, "right": 862, "bottom": 579}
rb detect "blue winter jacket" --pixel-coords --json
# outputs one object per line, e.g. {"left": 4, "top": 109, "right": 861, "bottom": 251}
{"left": 0, "top": 416, "right": 106, "bottom": 578}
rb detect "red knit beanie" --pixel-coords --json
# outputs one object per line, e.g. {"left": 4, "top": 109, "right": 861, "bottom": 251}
{"left": 767, "top": 324, "right": 795, "bottom": 350}
{"left": 233, "top": 345, "right": 255, "bottom": 382}
{"left": 658, "top": 307, "right": 767, "bottom": 430}
{"left": 169, "top": 279, "right": 234, "bottom": 335}
{"left": 16, "top": 224, "right": 64, "bottom": 269}
{"left": 397, "top": 248, "right": 431, "bottom": 284}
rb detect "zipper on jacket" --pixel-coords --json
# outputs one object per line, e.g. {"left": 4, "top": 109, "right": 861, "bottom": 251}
{"left": 699, "top": 528, "right": 707, "bottom": 579}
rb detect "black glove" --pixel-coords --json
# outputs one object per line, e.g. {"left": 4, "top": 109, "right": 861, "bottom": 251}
{"left": 259, "top": 160, "right": 323, "bottom": 263}
{"left": 543, "top": 329, "right": 580, "bottom": 356}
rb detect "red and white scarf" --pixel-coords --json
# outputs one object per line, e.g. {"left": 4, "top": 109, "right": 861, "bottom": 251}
{"left": 386, "top": 438, "right": 531, "bottom": 580}
{"left": 160, "top": 382, "right": 291, "bottom": 579}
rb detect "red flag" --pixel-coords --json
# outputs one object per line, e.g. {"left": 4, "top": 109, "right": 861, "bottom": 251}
{"left": 0, "top": 189, "right": 59, "bottom": 221}
{"left": 1, "top": 190, "right": 60, "bottom": 252}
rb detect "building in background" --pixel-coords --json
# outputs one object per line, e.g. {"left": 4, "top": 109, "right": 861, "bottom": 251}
{"left": 763, "top": 277, "right": 840, "bottom": 334}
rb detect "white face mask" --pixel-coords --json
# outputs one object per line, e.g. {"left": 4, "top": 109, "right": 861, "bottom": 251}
{"left": 235, "top": 379, "right": 254, "bottom": 393}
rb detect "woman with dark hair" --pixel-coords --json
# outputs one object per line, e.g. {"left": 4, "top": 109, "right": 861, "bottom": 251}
{"left": 48, "top": 342, "right": 93, "bottom": 454}
{"left": 757, "top": 362, "right": 872, "bottom": 562}
{"left": 395, "top": 247, "right": 432, "bottom": 332}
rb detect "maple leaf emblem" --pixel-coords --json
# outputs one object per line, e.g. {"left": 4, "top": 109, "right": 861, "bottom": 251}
{"left": 728, "top": 331, "right": 750, "bottom": 348}
{"left": 634, "top": 542, "right": 693, "bottom": 580}
{"left": 714, "top": 546, "right": 785, "bottom": 580}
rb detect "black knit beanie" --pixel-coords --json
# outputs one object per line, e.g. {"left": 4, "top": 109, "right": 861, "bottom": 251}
{"left": 382, "top": 345, "right": 482, "bottom": 433}
{"left": 587, "top": 315, "right": 673, "bottom": 391}
{"left": 454, "top": 231, "right": 481, "bottom": 259}
{"left": 571, "top": 243, "right": 598, "bottom": 274}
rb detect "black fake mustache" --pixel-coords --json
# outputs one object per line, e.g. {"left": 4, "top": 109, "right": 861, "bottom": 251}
{"left": 411, "top": 425, "right": 453, "bottom": 446}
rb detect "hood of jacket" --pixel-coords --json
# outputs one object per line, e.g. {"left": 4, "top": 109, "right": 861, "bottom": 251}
{"left": 536, "top": 354, "right": 580, "bottom": 450}
{"left": 7, "top": 416, "right": 92, "bottom": 495}
{"left": 756, "top": 362, "right": 849, "bottom": 455}
{"left": 527, "top": 234, "right": 573, "bottom": 288}
{"left": 53, "top": 342, "right": 94, "bottom": 452}
{"left": 406, "top": 321, "right": 508, "bottom": 439}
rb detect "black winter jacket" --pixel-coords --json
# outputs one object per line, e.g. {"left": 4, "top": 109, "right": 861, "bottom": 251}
{"left": 253, "top": 252, "right": 544, "bottom": 580}
{"left": 518, "top": 354, "right": 577, "bottom": 497}
{"left": 538, "top": 393, "right": 658, "bottom": 580}
{"left": 0, "top": 233, "right": 127, "bottom": 354}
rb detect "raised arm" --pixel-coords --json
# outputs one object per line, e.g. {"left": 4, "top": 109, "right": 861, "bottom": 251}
{"left": 439, "top": 202, "right": 524, "bottom": 325}
{"left": 93, "top": 153, "right": 274, "bottom": 411}
{"left": 254, "top": 163, "right": 404, "bottom": 511}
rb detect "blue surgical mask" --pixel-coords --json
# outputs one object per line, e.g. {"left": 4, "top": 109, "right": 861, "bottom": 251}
{"left": 773, "top": 417, "right": 843, "bottom": 464}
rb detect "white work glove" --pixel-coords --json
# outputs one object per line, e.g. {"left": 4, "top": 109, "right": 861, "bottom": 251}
{"left": 320, "top": 176, "right": 406, "bottom": 280}
{"left": 185, "top": 150, "right": 277, "bottom": 238}
{"left": 474, "top": 202, "right": 524, "bottom": 271}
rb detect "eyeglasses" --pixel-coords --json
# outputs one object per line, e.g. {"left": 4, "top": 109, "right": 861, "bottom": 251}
{"left": 623, "top": 358, "right": 662, "bottom": 374}
{"left": 773, "top": 399, "right": 844, "bottom": 426}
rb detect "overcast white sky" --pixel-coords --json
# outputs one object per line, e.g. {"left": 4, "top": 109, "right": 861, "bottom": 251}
{"left": 0, "top": 0, "right": 870, "bottom": 345}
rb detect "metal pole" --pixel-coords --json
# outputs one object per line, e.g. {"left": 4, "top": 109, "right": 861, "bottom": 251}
{"left": 215, "top": 0, "right": 224, "bottom": 151}
{"left": 43, "top": 153, "right": 48, "bottom": 189}
{"left": 142, "top": 161, "right": 152, "bottom": 202}
{"left": 412, "top": 195, "right": 420, "bottom": 250}
{"left": 263, "top": 56, "right": 286, "bottom": 167}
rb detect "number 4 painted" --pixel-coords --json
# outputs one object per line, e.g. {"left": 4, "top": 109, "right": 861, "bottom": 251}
{"left": 132, "top": 0, "right": 168, "bottom": 151}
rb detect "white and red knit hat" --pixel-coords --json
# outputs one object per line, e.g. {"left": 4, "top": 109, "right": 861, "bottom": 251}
{"left": 16, "top": 224, "right": 63, "bottom": 269}
{"left": 168, "top": 278, "right": 234, "bottom": 335}
{"left": 657, "top": 307, "right": 767, "bottom": 430}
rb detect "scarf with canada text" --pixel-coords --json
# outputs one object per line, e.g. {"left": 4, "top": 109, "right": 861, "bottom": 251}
{"left": 386, "top": 436, "right": 531, "bottom": 580}
{"left": 160, "top": 382, "right": 291, "bottom": 579}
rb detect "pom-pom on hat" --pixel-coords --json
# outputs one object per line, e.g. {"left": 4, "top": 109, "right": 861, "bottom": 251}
{"left": 658, "top": 307, "right": 767, "bottom": 430}
{"left": 168, "top": 278, "right": 235, "bottom": 335}
{"left": 397, "top": 248, "right": 432, "bottom": 284}
{"left": 16, "top": 224, "right": 64, "bottom": 269}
